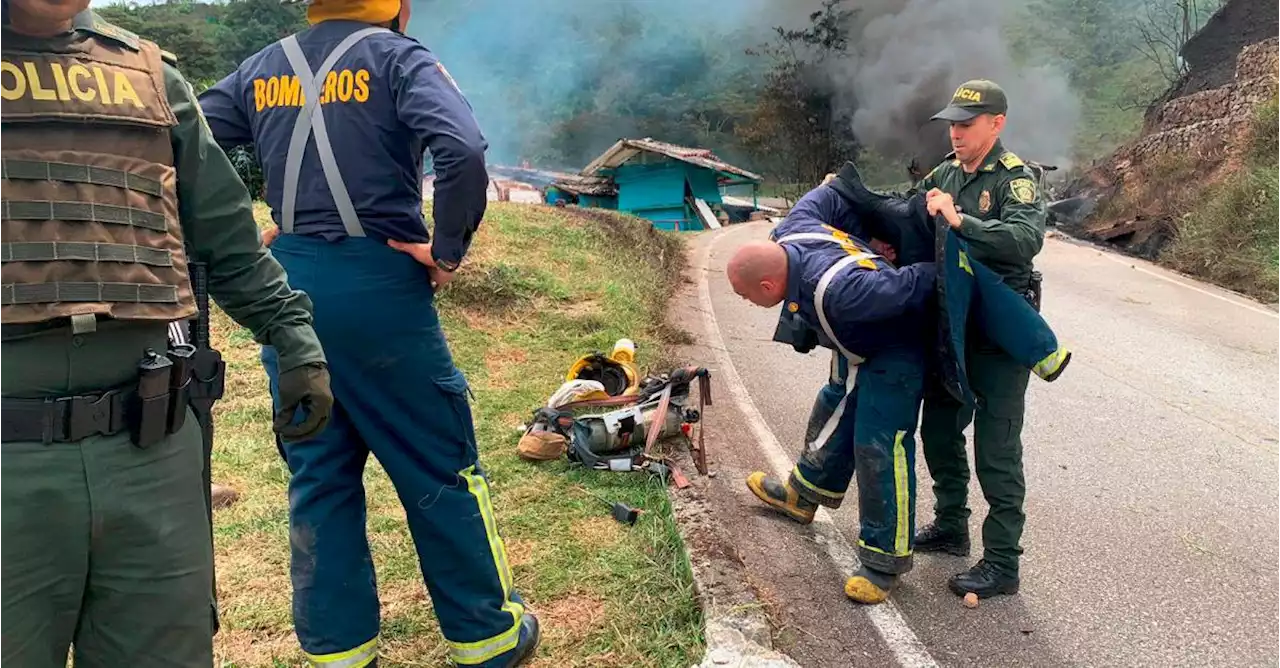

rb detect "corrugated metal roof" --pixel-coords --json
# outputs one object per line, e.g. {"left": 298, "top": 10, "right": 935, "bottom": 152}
{"left": 580, "top": 137, "right": 762, "bottom": 182}
{"left": 550, "top": 175, "right": 619, "bottom": 197}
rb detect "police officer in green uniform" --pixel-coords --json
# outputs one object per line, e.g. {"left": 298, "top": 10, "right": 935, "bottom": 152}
{"left": 1, "top": 1, "right": 334, "bottom": 665}
{"left": 909, "top": 79, "right": 1047, "bottom": 599}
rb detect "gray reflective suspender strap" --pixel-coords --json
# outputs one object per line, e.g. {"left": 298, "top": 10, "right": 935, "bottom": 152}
{"left": 775, "top": 232, "right": 878, "bottom": 366}
{"left": 279, "top": 27, "right": 390, "bottom": 237}
{"left": 813, "top": 255, "right": 864, "bottom": 364}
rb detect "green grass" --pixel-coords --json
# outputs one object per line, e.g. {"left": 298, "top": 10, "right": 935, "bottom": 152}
{"left": 1161, "top": 95, "right": 1280, "bottom": 303}
{"left": 209, "top": 203, "right": 702, "bottom": 667}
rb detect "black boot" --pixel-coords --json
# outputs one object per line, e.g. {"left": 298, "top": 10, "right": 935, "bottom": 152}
{"left": 914, "top": 522, "right": 970, "bottom": 556}
{"left": 948, "top": 559, "right": 1020, "bottom": 599}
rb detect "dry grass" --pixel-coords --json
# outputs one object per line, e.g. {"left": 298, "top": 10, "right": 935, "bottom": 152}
{"left": 1160, "top": 95, "right": 1280, "bottom": 302}
{"left": 208, "top": 202, "right": 701, "bottom": 667}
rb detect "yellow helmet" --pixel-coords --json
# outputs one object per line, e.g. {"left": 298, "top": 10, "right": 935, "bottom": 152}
{"left": 281, "top": 0, "right": 401, "bottom": 26}
{"left": 565, "top": 339, "right": 640, "bottom": 399}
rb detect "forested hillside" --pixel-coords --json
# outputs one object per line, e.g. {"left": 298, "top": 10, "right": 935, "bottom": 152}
{"left": 97, "top": 0, "right": 1224, "bottom": 194}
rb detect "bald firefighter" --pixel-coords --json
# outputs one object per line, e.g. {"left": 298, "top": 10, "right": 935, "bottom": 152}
{"left": 197, "top": 0, "right": 538, "bottom": 665}
{"left": 0, "top": 1, "right": 333, "bottom": 666}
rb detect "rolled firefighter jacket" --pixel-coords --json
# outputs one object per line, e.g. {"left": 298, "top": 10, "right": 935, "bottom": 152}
{"left": 934, "top": 225, "right": 1071, "bottom": 407}
{"left": 772, "top": 169, "right": 1071, "bottom": 408}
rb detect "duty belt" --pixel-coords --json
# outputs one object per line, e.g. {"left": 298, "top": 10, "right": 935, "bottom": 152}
{"left": 2, "top": 387, "right": 134, "bottom": 444}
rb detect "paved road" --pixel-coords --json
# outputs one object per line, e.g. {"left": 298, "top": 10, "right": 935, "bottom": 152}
{"left": 699, "top": 221, "right": 1279, "bottom": 667}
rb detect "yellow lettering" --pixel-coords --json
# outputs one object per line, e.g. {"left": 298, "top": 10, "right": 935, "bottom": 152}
{"left": 112, "top": 71, "right": 143, "bottom": 108}
{"left": 68, "top": 65, "right": 95, "bottom": 101}
{"left": 253, "top": 78, "right": 266, "bottom": 112}
{"left": 265, "top": 76, "right": 280, "bottom": 108}
{"left": 24, "top": 62, "right": 56, "bottom": 101}
{"left": 955, "top": 87, "right": 981, "bottom": 102}
{"left": 0, "top": 61, "right": 25, "bottom": 100}
{"left": 322, "top": 71, "right": 338, "bottom": 104}
{"left": 94, "top": 67, "right": 112, "bottom": 104}
{"left": 353, "top": 69, "right": 369, "bottom": 102}
{"left": 337, "top": 69, "right": 354, "bottom": 102}
{"left": 49, "top": 63, "right": 71, "bottom": 100}
{"left": 278, "top": 75, "right": 302, "bottom": 107}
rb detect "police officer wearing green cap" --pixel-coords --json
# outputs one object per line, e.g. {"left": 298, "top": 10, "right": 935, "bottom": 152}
{"left": 909, "top": 78, "right": 1047, "bottom": 599}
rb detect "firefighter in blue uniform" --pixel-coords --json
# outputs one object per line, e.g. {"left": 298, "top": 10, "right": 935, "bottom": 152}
{"left": 729, "top": 188, "right": 938, "bottom": 604}
{"left": 738, "top": 180, "right": 1071, "bottom": 604}
{"left": 196, "top": 0, "right": 538, "bottom": 665}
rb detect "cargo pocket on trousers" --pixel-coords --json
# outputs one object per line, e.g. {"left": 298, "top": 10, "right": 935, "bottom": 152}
{"left": 432, "top": 368, "right": 480, "bottom": 463}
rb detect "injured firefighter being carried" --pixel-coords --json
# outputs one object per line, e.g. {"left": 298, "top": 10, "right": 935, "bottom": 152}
{"left": 727, "top": 161, "right": 1071, "bottom": 605}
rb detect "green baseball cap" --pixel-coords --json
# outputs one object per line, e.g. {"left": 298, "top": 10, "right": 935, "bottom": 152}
{"left": 931, "top": 79, "right": 1008, "bottom": 122}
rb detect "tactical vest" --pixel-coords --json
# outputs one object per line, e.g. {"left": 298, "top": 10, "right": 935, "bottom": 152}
{"left": 0, "top": 33, "right": 197, "bottom": 326}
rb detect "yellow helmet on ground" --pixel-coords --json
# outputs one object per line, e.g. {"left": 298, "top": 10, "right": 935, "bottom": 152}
{"left": 565, "top": 339, "right": 640, "bottom": 399}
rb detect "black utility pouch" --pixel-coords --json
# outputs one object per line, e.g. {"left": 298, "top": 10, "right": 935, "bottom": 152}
{"left": 132, "top": 349, "right": 173, "bottom": 448}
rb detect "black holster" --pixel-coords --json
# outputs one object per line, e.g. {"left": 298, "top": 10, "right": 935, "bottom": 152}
{"left": 1024, "top": 271, "right": 1044, "bottom": 312}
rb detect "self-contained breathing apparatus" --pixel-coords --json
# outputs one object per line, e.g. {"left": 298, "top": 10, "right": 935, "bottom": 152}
{"left": 518, "top": 340, "right": 712, "bottom": 487}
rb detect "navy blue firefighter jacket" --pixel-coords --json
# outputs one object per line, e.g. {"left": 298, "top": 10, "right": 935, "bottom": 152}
{"left": 768, "top": 185, "right": 938, "bottom": 363}
{"left": 197, "top": 19, "right": 487, "bottom": 266}
{"left": 769, "top": 184, "right": 1071, "bottom": 405}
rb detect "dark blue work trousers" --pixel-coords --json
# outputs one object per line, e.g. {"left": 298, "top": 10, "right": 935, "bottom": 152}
{"left": 789, "top": 347, "right": 926, "bottom": 574}
{"left": 260, "top": 234, "right": 525, "bottom": 667}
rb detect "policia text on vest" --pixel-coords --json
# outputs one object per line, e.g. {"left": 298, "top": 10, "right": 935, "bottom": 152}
{"left": 2, "top": 58, "right": 146, "bottom": 107}
{"left": 1, "top": 9, "right": 331, "bottom": 667}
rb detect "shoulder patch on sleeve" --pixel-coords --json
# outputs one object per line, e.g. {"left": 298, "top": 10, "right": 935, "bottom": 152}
{"left": 999, "top": 152, "right": 1024, "bottom": 170}
{"left": 1008, "top": 177, "right": 1037, "bottom": 204}
{"left": 435, "top": 62, "right": 461, "bottom": 93}
{"left": 79, "top": 14, "right": 141, "bottom": 51}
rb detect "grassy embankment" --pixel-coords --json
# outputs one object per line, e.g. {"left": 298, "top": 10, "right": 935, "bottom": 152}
{"left": 1160, "top": 94, "right": 1279, "bottom": 302}
{"left": 207, "top": 202, "right": 703, "bottom": 667}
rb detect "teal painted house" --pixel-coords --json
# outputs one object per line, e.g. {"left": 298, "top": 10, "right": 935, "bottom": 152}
{"left": 549, "top": 138, "right": 763, "bottom": 232}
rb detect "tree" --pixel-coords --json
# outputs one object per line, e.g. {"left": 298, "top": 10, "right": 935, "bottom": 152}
{"left": 736, "top": 0, "right": 861, "bottom": 198}
{"left": 1133, "top": 0, "right": 1222, "bottom": 86}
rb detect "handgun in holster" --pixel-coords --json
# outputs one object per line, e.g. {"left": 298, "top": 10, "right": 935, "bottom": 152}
{"left": 167, "top": 344, "right": 196, "bottom": 435}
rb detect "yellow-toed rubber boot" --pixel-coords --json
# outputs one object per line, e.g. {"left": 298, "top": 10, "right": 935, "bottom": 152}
{"left": 844, "top": 566, "right": 899, "bottom": 605}
{"left": 746, "top": 472, "right": 817, "bottom": 525}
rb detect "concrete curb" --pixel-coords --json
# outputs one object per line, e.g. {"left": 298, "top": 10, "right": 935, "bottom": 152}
{"left": 660, "top": 229, "right": 802, "bottom": 668}
{"left": 663, "top": 454, "right": 801, "bottom": 668}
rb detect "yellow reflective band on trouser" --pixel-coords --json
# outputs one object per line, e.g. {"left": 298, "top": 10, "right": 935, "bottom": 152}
{"left": 305, "top": 637, "right": 377, "bottom": 668}
{"left": 455, "top": 466, "right": 524, "bottom": 666}
{"left": 958, "top": 250, "right": 973, "bottom": 275}
{"left": 791, "top": 466, "right": 845, "bottom": 500}
{"left": 892, "top": 431, "right": 910, "bottom": 556}
{"left": 1034, "top": 346, "right": 1069, "bottom": 380}
{"left": 857, "top": 431, "right": 911, "bottom": 559}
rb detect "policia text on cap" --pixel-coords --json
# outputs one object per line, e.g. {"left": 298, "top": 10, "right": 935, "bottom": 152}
{"left": 0, "top": 0, "right": 334, "bottom": 665}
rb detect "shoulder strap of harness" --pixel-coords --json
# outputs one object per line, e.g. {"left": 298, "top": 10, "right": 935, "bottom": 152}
{"left": 279, "top": 27, "right": 391, "bottom": 237}
{"left": 774, "top": 232, "right": 873, "bottom": 365}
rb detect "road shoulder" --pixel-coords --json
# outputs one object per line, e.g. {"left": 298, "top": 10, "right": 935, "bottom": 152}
{"left": 664, "top": 225, "right": 900, "bottom": 667}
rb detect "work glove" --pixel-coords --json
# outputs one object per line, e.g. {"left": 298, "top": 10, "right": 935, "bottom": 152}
{"left": 274, "top": 362, "right": 334, "bottom": 442}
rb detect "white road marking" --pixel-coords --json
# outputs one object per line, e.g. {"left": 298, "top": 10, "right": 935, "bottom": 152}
{"left": 695, "top": 227, "right": 940, "bottom": 668}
